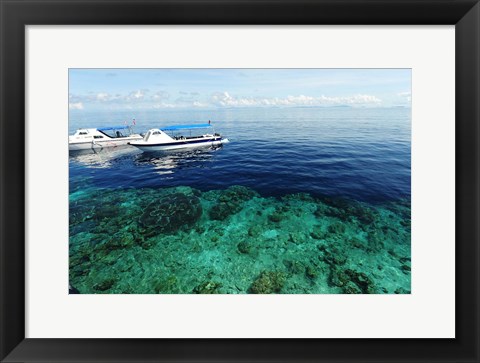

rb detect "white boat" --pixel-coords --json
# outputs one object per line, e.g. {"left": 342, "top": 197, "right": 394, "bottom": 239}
{"left": 69, "top": 126, "right": 143, "bottom": 151}
{"left": 128, "top": 123, "right": 230, "bottom": 152}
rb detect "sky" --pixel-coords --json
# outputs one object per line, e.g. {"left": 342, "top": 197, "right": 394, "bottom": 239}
{"left": 69, "top": 69, "right": 411, "bottom": 111}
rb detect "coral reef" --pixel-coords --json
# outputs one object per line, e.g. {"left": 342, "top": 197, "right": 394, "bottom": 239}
{"left": 237, "top": 241, "right": 251, "bottom": 254}
{"left": 248, "top": 271, "right": 286, "bottom": 294}
{"left": 209, "top": 185, "right": 258, "bottom": 220}
{"left": 193, "top": 281, "right": 222, "bottom": 294}
{"left": 328, "top": 267, "right": 376, "bottom": 293}
{"left": 69, "top": 185, "right": 411, "bottom": 294}
{"left": 139, "top": 192, "right": 202, "bottom": 234}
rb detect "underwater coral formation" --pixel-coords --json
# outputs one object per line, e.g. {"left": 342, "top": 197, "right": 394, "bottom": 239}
{"left": 69, "top": 185, "right": 411, "bottom": 294}
{"left": 139, "top": 192, "right": 202, "bottom": 233}
{"left": 209, "top": 185, "right": 259, "bottom": 220}
{"left": 249, "top": 271, "right": 286, "bottom": 294}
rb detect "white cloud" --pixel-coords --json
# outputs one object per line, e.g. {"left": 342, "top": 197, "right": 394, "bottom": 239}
{"left": 71, "top": 89, "right": 153, "bottom": 106}
{"left": 210, "top": 92, "right": 381, "bottom": 107}
{"left": 128, "top": 90, "right": 146, "bottom": 100}
{"left": 69, "top": 102, "right": 84, "bottom": 110}
{"left": 133, "top": 90, "right": 144, "bottom": 99}
{"left": 193, "top": 101, "right": 208, "bottom": 107}
{"left": 153, "top": 103, "right": 176, "bottom": 109}
{"left": 96, "top": 92, "right": 110, "bottom": 101}
{"left": 397, "top": 91, "right": 411, "bottom": 102}
{"left": 69, "top": 90, "right": 383, "bottom": 110}
{"left": 152, "top": 91, "right": 170, "bottom": 101}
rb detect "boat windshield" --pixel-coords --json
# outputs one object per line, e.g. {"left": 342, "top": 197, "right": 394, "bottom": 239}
{"left": 98, "top": 126, "right": 132, "bottom": 138}
{"left": 161, "top": 124, "right": 214, "bottom": 139}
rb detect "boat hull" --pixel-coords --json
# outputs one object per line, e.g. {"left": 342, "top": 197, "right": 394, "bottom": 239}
{"left": 130, "top": 137, "right": 229, "bottom": 152}
{"left": 69, "top": 136, "right": 143, "bottom": 151}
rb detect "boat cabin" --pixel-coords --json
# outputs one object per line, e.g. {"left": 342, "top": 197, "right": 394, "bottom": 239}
{"left": 70, "top": 128, "right": 106, "bottom": 141}
{"left": 163, "top": 123, "right": 216, "bottom": 139}
{"left": 142, "top": 129, "right": 175, "bottom": 143}
{"left": 70, "top": 126, "right": 134, "bottom": 141}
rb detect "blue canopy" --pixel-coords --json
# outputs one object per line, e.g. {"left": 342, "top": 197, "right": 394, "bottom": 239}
{"left": 98, "top": 126, "right": 130, "bottom": 131}
{"left": 161, "top": 124, "right": 212, "bottom": 131}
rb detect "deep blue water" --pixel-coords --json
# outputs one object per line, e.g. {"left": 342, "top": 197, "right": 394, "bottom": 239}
{"left": 69, "top": 107, "right": 410, "bottom": 203}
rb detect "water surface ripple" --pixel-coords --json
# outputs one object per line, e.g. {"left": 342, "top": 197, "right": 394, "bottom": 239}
{"left": 69, "top": 107, "right": 411, "bottom": 202}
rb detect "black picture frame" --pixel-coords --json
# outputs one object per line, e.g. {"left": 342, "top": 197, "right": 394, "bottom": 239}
{"left": 1, "top": 0, "right": 478, "bottom": 362}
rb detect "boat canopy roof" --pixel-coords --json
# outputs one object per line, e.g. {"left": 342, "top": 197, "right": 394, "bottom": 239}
{"left": 162, "top": 124, "right": 212, "bottom": 131}
{"left": 97, "top": 126, "right": 130, "bottom": 131}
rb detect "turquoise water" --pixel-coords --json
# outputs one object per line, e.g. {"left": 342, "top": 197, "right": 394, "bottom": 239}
{"left": 69, "top": 107, "right": 411, "bottom": 294}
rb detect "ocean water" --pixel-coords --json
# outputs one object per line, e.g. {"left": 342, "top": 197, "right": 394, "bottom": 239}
{"left": 69, "top": 107, "right": 411, "bottom": 294}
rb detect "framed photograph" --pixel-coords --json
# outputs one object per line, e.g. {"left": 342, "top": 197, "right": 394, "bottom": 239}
{"left": 1, "top": 1, "right": 478, "bottom": 362}
{"left": 67, "top": 67, "right": 412, "bottom": 296}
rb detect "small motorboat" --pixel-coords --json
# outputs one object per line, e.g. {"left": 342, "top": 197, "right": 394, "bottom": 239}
{"left": 69, "top": 125, "right": 143, "bottom": 151}
{"left": 128, "top": 123, "right": 229, "bottom": 152}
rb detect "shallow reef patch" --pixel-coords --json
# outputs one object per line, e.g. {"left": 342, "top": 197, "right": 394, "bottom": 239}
{"left": 69, "top": 185, "right": 411, "bottom": 294}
